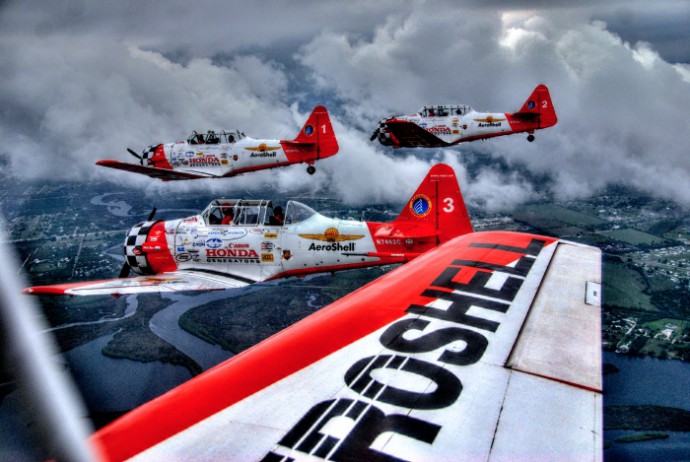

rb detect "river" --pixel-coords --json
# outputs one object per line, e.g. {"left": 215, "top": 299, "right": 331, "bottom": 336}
{"left": 603, "top": 351, "right": 690, "bottom": 461}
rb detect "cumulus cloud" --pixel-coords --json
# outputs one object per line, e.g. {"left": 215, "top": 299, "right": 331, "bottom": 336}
{"left": 1, "top": 0, "right": 689, "bottom": 211}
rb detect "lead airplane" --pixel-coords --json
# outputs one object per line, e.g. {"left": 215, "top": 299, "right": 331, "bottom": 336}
{"left": 12, "top": 166, "right": 603, "bottom": 461}
{"left": 371, "top": 84, "right": 557, "bottom": 148}
{"left": 24, "top": 164, "right": 473, "bottom": 296}
{"left": 96, "top": 106, "right": 338, "bottom": 181}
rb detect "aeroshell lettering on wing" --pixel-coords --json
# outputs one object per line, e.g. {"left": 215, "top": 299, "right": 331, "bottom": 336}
{"left": 264, "top": 238, "right": 548, "bottom": 461}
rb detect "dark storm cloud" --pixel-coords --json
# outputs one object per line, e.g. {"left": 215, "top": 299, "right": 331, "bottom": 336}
{"left": 1, "top": 0, "right": 689, "bottom": 210}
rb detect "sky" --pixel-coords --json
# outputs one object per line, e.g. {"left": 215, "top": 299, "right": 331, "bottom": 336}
{"left": 1, "top": 0, "right": 689, "bottom": 212}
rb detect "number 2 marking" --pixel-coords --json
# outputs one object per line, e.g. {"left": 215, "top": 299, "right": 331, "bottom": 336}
{"left": 443, "top": 198, "right": 454, "bottom": 213}
{"left": 542, "top": 100, "right": 548, "bottom": 109}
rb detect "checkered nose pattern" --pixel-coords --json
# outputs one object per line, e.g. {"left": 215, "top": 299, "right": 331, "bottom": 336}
{"left": 124, "top": 221, "right": 156, "bottom": 275}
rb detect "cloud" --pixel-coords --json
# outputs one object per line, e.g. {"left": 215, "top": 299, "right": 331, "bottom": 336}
{"left": 1, "top": 1, "right": 690, "bottom": 211}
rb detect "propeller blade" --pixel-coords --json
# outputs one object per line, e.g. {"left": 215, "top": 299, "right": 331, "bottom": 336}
{"left": 127, "top": 148, "right": 142, "bottom": 160}
{"left": 118, "top": 261, "right": 130, "bottom": 279}
{"left": 147, "top": 207, "right": 157, "bottom": 222}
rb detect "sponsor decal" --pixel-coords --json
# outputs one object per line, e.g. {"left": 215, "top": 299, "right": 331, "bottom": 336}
{"left": 299, "top": 228, "right": 364, "bottom": 243}
{"left": 527, "top": 100, "right": 536, "bottom": 109}
{"left": 206, "top": 238, "right": 223, "bottom": 249}
{"left": 189, "top": 155, "right": 220, "bottom": 167}
{"left": 410, "top": 194, "right": 432, "bottom": 218}
{"left": 427, "top": 125, "right": 451, "bottom": 135}
{"left": 205, "top": 248, "right": 259, "bottom": 263}
{"left": 261, "top": 253, "right": 275, "bottom": 263}
{"left": 304, "top": 125, "right": 314, "bottom": 136}
{"left": 265, "top": 238, "right": 548, "bottom": 460}
{"left": 175, "top": 252, "right": 200, "bottom": 263}
{"left": 249, "top": 151, "right": 277, "bottom": 158}
{"left": 264, "top": 232, "right": 278, "bottom": 239}
{"left": 233, "top": 155, "right": 239, "bottom": 161}
{"left": 282, "top": 250, "right": 292, "bottom": 260}
{"left": 185, "top": 151, "right": 195, "bottom": 158}
{"left": 177, "top": 246, "right": 185, "bottom": 253}
{"left": 309, "top": 242, "right": 356, "bottom": 252}
{"left": 474, "top": 115, "right": 506, "bottom": 128}
{"left": 261, "top": 242, "right": 274, "bottom": 252}
{"left": 245, "top": 143, "right": 280, "bottom": 152}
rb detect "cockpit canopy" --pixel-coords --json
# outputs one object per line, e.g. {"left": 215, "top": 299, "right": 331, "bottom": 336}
{"left": 187, "top": 130, "right": 246, "bottom": 145}
{"left": 202, "top": 199, "right": 317, "bottom": 226}
{"left": 419, "top": 105, "right": 471, "bottom": 117}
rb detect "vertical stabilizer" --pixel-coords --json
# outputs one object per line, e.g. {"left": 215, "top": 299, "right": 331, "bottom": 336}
{"left": 394, "top": 163, "right": 473, "bottom": 243}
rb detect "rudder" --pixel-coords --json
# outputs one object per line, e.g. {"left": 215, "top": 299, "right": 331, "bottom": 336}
{"left": 292, "top": 106, "right": 339, "bottom": 159}
{"left": 395, "top": 164, "right": 473, "bottom": 243}
{"left": 516, "top": 84, "right": 557, "bottom": 128}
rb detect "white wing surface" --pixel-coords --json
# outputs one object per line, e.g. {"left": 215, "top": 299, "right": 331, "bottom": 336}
{"left": 91, "top": 231, "right": 602, "bottom": 461}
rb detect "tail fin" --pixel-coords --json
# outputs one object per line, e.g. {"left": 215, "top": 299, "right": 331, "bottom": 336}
{"left": 395, "top": 163, "right": 473, "bottom": 243}
{"left": 515, "top": 84, "right": 557, "bottom": 128}
{"left": 291, "top": 105, "right": 339, "bottom": 159}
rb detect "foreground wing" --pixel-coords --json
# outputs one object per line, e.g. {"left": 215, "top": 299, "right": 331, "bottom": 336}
{"left": 92, "top": 231, "right": 602, "bottom": 461}
{"left": 386, "top": 119, "right": 452, "bottom": 148}
{"left": 96, "top": 160, "right": 216, "bottom": 180}
{"left": 24, "top": 270, "right": 252, "bottom": 296}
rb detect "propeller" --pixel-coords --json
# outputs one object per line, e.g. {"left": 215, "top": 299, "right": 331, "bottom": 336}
{"left": 127, "top": 148, "right": 143, "bottom": 161}
{"left": 118, "top": 261, "right": 131, "bottom": 279}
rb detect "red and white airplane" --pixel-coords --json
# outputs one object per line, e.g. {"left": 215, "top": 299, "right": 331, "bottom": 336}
{"left": 371, "top": 84, "right": 557, "bottom": 148}
{"left": 24, "top": 164, "right": 473, "bottom": 296}
{"left": 96, "top": 106, "right": 338, "bottom": 181}
{"left": 11, "top": 166, "right": 602, "bottom": 461}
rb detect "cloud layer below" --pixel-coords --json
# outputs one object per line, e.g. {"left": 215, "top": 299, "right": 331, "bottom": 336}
{"left": 1, "top": 1, "right": 689, "bottom": 211}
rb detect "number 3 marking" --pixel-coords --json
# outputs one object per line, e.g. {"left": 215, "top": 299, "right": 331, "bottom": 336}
{"left": 443, "top": 198, "right": 454, "bottom": 213}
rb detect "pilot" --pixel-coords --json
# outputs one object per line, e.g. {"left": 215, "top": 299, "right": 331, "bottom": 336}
{"left": 269, "top": 206, "right": 284, "bottom": 226}
{"left": 221, "top": 207, "right": 234, "bottom": 225}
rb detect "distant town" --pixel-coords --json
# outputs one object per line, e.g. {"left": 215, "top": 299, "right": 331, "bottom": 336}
{"left": 1, "top": 176, "right": 689, "bottom": 363}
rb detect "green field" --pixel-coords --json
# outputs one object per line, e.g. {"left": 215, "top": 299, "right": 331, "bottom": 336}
{"left": 603, "top": 262, "right": 656, "bottom": 311}
{"left": 600, "top": 228, "right": 669, "bottom": 246}
{"left": 513, "top": 203, "right": 606, "bottom": 232}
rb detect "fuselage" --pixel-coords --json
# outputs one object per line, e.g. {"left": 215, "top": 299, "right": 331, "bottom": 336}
{"left": 145, "top": 133, "right": 315, "bottom": 177}
{"left": 378, "top": 106, "right": 538, "bottom": 147}
{"left": 126, "top": 199, "right": 437, "bottom": 283}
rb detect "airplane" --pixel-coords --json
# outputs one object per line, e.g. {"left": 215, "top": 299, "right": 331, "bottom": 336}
{"left": 24, "top": 163, "right": 473, "bottom": 296}
{"left": 96, "top": 106, "right": 339, "bottom": 181}
{"left": 371, "top": 84, "right": 557, "bottom": 148}
{"left": 10, "top": 165, "right": 602, "bottom": 461}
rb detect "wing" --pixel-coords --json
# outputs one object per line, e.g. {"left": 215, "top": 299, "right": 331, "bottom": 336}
{"left": 91, "top": 230, "right": 602, "bottom": 461}
{"left": 23, "top": 270, "right": 252, "bottom": 296}
{"left": 385, "top": 119, "right": 453, "bottom": 148}
{"left": 96, "top": 160, "right": 216, "bottom": 181}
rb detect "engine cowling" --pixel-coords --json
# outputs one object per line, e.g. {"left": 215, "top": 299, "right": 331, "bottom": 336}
{"left": 124, "top": 221, "right": 176, "bottom": 275}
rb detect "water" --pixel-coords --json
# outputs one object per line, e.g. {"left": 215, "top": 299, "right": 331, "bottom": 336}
{"left": 62, "top": 334, "right": 193, "bottom": 412}
{"left": 603, "top": 351, "right": 690, "bottom": 461}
